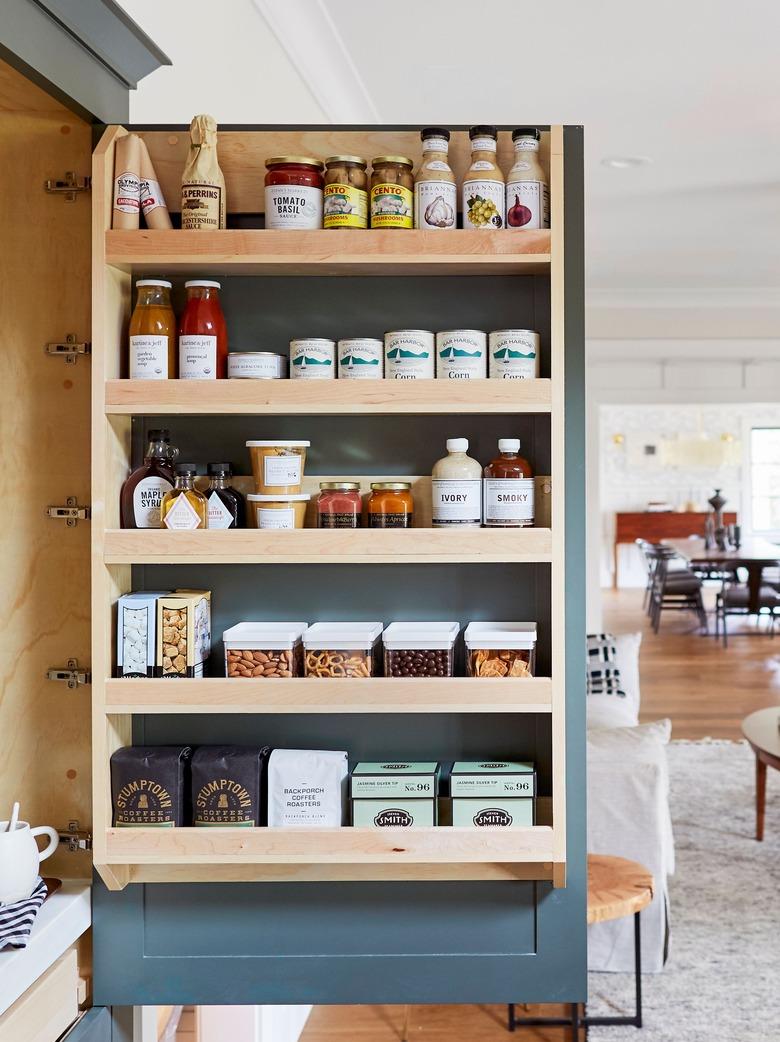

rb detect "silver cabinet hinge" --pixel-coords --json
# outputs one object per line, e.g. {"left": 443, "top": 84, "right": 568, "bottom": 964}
{"left": 46, "top": 659, "right": 91, "bottom": 689}
{"left": 46, "top": 498, "right": 91, "bottom": 526}
{"left": 57, "top": 820, "right": 93, "bottom": 852}
{"left": 44, "top": 172, "right": 91, "bottom": 201}
{"left": 45, "top": 334, "right": 91, "bottom": 364}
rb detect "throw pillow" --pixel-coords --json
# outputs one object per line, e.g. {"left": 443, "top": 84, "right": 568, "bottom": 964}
{"left": 586, "top": 631, "right": 642, "bottom": 729}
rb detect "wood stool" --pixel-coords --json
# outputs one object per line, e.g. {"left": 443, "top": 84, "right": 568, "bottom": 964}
{"left": 507, "top": 854, "right": 654, "bottom": 1040}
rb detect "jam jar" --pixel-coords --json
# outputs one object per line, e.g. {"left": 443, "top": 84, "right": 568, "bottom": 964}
{"left": 264, "top": 156, "right": 324, "bottom": 229}
{"left": 368, "top": 482, "right": 414, "bottom": 528}
{"left": 317, "top": 482, "right": 363, "bottom": 528}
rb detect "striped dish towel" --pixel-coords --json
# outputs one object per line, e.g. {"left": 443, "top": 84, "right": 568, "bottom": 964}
{"left": 0, "top": 878, "right": 48, "bottom": 950}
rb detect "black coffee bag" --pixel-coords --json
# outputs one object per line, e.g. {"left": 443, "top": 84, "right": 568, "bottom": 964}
{"left": 191, "top": 746, "right": 271, "bottom": 827}
{"left": 111, "top": 745, "right": 192, "bottom": 827}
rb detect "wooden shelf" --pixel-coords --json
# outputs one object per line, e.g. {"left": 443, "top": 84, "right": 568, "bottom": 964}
{"left": 105, "top": 378, "right": 552, "bottom": 416}
{"left": 103, "top": 527, "right": 552, "bottom": 565}
{"left": 103, "top": 676, "right": 553, "bottom": 714}
{"left": 105, "top": 229, "right": 551, "bottom": 276}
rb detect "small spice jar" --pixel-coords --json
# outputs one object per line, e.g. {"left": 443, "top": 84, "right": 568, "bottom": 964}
{"left": 324, "top": 156, "right": 368, "bottom": 229}
{"left": 368, "top": 482, "right": 414, "bottom": 528}
{"left": 317, "top": 482, "right": 363, "bottom": 529}
{"left": 370, "top": 156, "right": 414, "bottom": 229}
{"left": 264, "top": 156, "right": 324, "bottom": 230}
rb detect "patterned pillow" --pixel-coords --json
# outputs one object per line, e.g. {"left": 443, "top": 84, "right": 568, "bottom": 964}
{"left": 586, "top": 633, "right": 626, "bottom": 698}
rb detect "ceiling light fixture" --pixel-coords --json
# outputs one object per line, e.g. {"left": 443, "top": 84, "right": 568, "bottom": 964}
{"left": 601, "top": 156, "right": 652, "bottom": 170}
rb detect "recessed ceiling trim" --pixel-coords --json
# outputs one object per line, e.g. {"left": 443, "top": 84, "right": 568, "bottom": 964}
{"left": 253, "top": 0, "right": 381, "bottom": 123}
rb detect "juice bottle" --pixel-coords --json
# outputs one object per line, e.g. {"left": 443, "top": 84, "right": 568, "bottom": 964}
{"left": 483, "top": 438, "right": 534, "bottom": 528}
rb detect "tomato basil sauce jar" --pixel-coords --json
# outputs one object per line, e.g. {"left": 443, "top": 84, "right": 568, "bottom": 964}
{"left": 264, "top": 156, "right": 324, "bottom": 229}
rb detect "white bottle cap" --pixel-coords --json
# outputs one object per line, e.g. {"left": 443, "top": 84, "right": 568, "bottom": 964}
{"left": 499, "top": 438, "right": 521, "bottom": 452}
{"left": 447, "top": 438, "right": 469, "bottom": 453}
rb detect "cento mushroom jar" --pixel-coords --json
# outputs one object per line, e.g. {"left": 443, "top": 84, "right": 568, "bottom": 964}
{"left": 264, "top": 156, "right": 324, "bottom": 230}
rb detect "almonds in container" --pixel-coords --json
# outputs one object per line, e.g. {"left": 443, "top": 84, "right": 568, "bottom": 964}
{"left": 303, "top": 622, "right": 383, "bottom": 678}
{"left": 223, "top": 622, "right": 307, "bottom": 678}
{"left": 464, "top": 621, "right": 537, "bottom": 678}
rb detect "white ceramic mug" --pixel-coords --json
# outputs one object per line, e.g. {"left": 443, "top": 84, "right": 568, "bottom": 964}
{"left": 0, "top": 821, "right": 59, "bottom": 905}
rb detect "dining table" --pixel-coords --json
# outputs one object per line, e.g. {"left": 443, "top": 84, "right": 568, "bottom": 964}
{"left": 663, "top": 536, "right": 780, "bottom": 615}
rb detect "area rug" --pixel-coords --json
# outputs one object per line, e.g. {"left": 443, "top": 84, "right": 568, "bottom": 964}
{"left": 588, "top": 739, "right": 780, "bottom": 1041}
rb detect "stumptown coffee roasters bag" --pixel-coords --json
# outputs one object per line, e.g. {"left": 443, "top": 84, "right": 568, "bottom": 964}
{"left": 191, "top": 746, "right": 270, "bottom": 827}
{"left": 111, "top": 745, "right": 192, "bottom": 827}
{"left": 267, "top": 749, "right": 348, "bottom": 827}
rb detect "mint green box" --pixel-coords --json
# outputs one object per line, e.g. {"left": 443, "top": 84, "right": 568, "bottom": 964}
{"left": 351, "top": 762, "right": 439, "bottom": 827}
{"left": 451, "top": 798, "right": 534, "bottom": 828}
{"left": 450, "top": 760, "right": 536, "bottom": 798}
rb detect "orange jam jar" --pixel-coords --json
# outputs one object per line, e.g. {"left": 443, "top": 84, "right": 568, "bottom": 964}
{"left": 368, "top": 482, "right": 414, "bottom": 528}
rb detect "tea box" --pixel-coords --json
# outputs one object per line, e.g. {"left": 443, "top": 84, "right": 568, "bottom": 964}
{"left": 351, "top": 761, "right": 440, "bottom": 827}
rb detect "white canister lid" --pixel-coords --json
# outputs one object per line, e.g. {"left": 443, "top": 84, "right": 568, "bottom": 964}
{"left": 447, "top": 438, "right": 469, "bottom": 453}
{"left": 136, "top": 279, "right": 172, "bottom": 288}
{"left": 498, "top": 438, "right": 521, "bottom": 452}
{"left": 185, "top": 279, "right": 221, "bottom": 289}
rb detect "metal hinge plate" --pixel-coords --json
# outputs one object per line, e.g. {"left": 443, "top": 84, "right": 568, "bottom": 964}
{"left": 57, "top": 820, "right": 93, "bottom": 852}
{"left": 46, "top": 658, "right": 91, "bottom": 689}
{"left": 45, "top": 334, "right": 91, "bottom": 364}
{"left": 44, "top": 171, "right": 91, "bottom": 201}
{"left": 46, "top": 498, "right": 91, "bottom": 526}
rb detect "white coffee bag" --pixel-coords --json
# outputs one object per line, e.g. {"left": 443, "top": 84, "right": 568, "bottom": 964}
{"left": 267, "top": 749, "right": 348, "bottom": 827}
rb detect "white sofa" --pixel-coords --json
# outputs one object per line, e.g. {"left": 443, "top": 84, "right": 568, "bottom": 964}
{"left": 586, "top": 633, "right": 675, "bottom": 973}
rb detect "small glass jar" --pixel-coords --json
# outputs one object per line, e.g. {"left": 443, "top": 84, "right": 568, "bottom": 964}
{"left": 368, "top": 482, "right": 414, "bottom": 528}
{"left": 264, "top": 156, "right": 324, "bottom": 229}
{"left": 324, "top": 156, "right": 368, "bottom": 229}
{"left": 370, "top": 156, "right": 414, "bottom": 229}
{"left": 317, "top": 482, "right": 362, "bottom": 528}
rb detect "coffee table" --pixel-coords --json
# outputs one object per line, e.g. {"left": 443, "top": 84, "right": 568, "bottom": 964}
{"left": 741, "top": 707, "right": 780, "bottom": 841}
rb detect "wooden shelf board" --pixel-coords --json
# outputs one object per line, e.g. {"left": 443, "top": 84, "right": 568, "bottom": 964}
{"left": 105, "top": 378, "right": 552, "bottom": 416}
{"left": 103, "top": 676, "right": 553, "bottom": 714}
{"left": 105, "top": 229, "right": 551, "bottom": 276}
{"left": 103, "top": 527, "right": 553, "bottom": 565}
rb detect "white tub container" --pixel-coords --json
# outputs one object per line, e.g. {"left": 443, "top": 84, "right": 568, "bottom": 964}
{"left": 436, "top": 330, "right": 487, "bottom": 380}
{"left": 337, "top": 338, "right": 384, "bottom": 379}
{"left": 290, "top": 338, "right": 336, "bottom": 379}
{"left": 384, "top": 330, "right": 435, "bottom": 380}
{"left": 488, "top": 329, "right": 540, "bottom": 380}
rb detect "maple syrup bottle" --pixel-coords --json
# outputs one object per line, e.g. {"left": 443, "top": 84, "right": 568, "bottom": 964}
{"left": 120, "top": 428, "right": 176, "bottom": 529}
{"left": 205, "top": 463, "right": 245, "bottom": 529}
{"left": 483, "top": 438, "right": 534, "bottom": 528}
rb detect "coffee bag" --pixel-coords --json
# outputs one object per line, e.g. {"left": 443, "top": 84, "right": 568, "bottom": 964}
{"left": 191, "top": 746, "right": 270, "bottom": 827}
{"left": 111, "top": 746, "right": 191, "bottom": 827}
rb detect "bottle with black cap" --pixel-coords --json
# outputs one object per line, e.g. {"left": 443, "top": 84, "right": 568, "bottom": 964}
{"left": 161, "top": 463, "right": 207, "bottom": 530}
{"left": 506, "top": 127, "right": 549, "bottom": 230}
{"left": 119, "top": 428, "right": 177, "bottom": 529}
{"left": 414, "top": 127, "right": 456, "bottom": 230}
{"left": 205, "top": 462, "right": 245, "bottom": 529}
{"left": 463, "top": 125, "right": 504, "bottom": 230}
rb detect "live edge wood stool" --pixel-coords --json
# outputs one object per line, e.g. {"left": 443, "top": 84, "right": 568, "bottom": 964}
{"left": 508, "top": 855, "right": 654, "bottom": 1040}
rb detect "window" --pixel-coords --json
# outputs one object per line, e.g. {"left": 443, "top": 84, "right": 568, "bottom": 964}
{"left": 750, "top": 428, "right": 780, "bottom": 532}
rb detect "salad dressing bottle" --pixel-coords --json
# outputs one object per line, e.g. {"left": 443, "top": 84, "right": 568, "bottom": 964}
{"left": 431, "top": 438, "right": 482, "bottom": 528}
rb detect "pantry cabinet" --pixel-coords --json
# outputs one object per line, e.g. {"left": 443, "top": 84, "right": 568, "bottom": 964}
{"left": 88, "top": 123, "right": 586, "bottom": 1004}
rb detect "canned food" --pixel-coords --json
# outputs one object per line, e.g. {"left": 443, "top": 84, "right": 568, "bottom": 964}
{"left": 488, "top": 329, "right": 540, "bottom": 380}
{"left": 384, "top": 330, "right": 435, "bottom": 380}
{"left": 337, "top": 338, "right": 383, "bottom": 379}
{"left": 289, "top": 338, "right": 336, "bottom": 379}
{"left": 227, "top": 352, "right": 287, "bottom": 380}
{"left": 436, "top": 330, "right": 487, "bottom": 380}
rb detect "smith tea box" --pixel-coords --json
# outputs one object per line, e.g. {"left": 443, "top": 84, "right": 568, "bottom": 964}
{"left": 351, "top": 761, "right": 440, "bottom": 827}
{"left": 116, "top": 591, "right": 171, "bottom": 677}
{"left": 156, "top": 590, "right": 212, "bottom": 677}
{"left": 450, "top": 760, "right": 535, "bottom": 828}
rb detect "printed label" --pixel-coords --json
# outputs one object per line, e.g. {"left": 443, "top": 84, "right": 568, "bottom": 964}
{"left": 338, "top": 339, "right": 383, "bottom": 379}
{"left": 132, "top": 476, "right": 172, "bottom": 528}
{"left": 506, "top": 180, "right": 550, "bottom": 230}
{"left": 484, "top": 478, "right": 535, "bottom": 526}
{"left": 463, "top": 179, "right": 505, "bottom": 229}
{"left": 179, "top": 334, "right": 217, "bottom": 379}
{"left": 436, "top": 331, "right": 487, "bottom": 379}
{"left": 114, "top": 171, "right": 140, "bottom": 214}
{"left": 181, "top": 182, "right": 223, "bottom": 230}
{"left": 130, "top": 334, "right": 168, "bottom": 379}
{"left": 370, "top": 183, "right": 413, "bottom": 228}
{"left": 323, "top": 184, "right": 368, "bottom": 228}
{"left": 414, "top": 181, "right": 457, "bottom": 230}
{"left": 263, "top": 454, "right": 302, "bottom": 487}
{"left": 139, "top": 177, "right": 167, "bottom": 216}
{"left": 207, "top": 493, "right": 234, "bottom": 529}
{"left": 431, "top": 479, "right": 482, "bottom": 526}
{"left": 265, "top": 184, "right": 323, "bottom": 229}
{"left": 258, "top": 507, "right": 296, "bottom": 529}
{"left": 163, "top": 494, "right": 202, "bottom": 530}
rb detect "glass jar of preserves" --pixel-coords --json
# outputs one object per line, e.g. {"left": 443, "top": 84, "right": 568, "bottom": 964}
{"left": 317, "top": 482, "right": 363, "bottom": 528}
{"left": 264, "top": 156, "right": 324, "bottom": 230}
{"left": 129, "top": 280, "right": 177, "bottom": 379}
{"left": 323, "top": 156, "right": 368, "bottom": 229}
{"left": 368, "top": 482, "right": 414, "bottom": 528}
{"left": 370, "top": 156, "right": 414, "bottom": 229}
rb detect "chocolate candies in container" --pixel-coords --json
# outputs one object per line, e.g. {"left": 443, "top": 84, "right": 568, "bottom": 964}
{"left": 223, "top": 622, "right": 307, "bottom": 678}
{"left": 303, "top": 622, "right": 383, "bottom": 678}
{"left": 382, "top": 622, "right": 459, "bottom": 677}
{"left": 464, "top": 622, "right": 537, "bottom": 678}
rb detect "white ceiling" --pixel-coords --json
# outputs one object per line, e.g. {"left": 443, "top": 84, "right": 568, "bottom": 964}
{"left": 119, "top": 0, "right": 780, "bottom": 296}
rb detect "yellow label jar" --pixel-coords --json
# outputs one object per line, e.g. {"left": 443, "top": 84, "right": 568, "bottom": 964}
{"left": 370, "top": 156, "right": 414, "bottom": 229}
